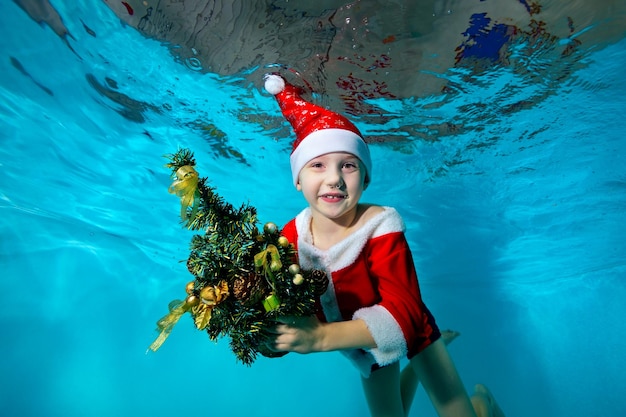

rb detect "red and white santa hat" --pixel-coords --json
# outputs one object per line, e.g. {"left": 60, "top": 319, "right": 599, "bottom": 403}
{"left": 264, "top": 73, "right": 372, "bottom": 186}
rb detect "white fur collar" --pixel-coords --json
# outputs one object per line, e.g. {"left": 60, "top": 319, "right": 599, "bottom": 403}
{"left": 294, "top": 206, "right": 404, "bottom": 272}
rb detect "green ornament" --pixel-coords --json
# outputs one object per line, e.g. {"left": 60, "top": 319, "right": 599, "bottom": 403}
{"left": 262, "top": 294, "right": 281, "bottom": 312}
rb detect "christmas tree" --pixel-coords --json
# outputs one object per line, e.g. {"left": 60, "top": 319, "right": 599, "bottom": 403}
{"left": 148, "top": 148, "right": 328, "bottom": 365}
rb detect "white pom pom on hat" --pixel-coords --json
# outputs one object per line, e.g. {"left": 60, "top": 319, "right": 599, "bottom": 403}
{"left": 263, "top": 73, "right": 372, "bottom": 186}
{"left": 263, "top": 74, "right": 286, "bottom": 95}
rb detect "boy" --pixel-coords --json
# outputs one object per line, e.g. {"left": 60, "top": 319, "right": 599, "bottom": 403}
{"left": 264, "top": 73, "right": 504, "bottom": 417}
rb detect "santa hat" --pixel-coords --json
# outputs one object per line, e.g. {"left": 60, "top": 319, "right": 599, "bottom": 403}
{"left": 264, "top": 73, "right": 372, "bottom": 186}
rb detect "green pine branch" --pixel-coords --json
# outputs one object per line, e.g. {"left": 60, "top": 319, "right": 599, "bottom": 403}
{"left": 159, "top": 148, "right": 328, "bottom": 365}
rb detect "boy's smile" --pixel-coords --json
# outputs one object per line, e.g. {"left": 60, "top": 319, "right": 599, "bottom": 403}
{"left": 319, "top": 191, "right": 348, "bottom": 202}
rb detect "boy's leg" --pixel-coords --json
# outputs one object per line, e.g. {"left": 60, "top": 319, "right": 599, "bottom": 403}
{"left": 400, "top": 364, "right": 419, "bottom": 415}
{"left": 400, "top": 330, "right": 461, "bottom": 415}
{"left": 470, "top": 384, "right": 506, "bottom": 417}
{"left": 410, "top": 338, "right": 477, "bottom": 417}
{"left": 361, "top": 361, "right": 405, "bottom": 417}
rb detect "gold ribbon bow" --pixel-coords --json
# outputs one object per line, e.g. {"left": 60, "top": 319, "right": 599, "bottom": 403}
{"left": 148, "top": 299, "right": 191, "bottom": 352}
{"left": 193, "top": 280, "right": 230, "bottom": 330}
{"left": 168, "top": 165, "right": 199, "bottom": 221}
{"left": 254, "top": 244, "right": 282, "bottom": 274}
{"left": 147, "top": 280, "right": 230, "bottom": 352}
{"left": 254, "top": 244, "right": 282, "bottom": 311}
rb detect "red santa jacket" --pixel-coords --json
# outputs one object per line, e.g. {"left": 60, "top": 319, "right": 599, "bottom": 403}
{"left": 281, "top": 206, "right": 440, "bottom": 376}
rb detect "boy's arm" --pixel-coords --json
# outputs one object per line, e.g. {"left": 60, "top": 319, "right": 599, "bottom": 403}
{"left": 269, "top": 316, "right": 376, "bottom": 354}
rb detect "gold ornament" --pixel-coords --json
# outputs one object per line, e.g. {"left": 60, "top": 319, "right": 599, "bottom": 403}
{"left": 263, "top": 222, "right": 278, "bottom": 234}
{"left": 277, "top": 236, "right": 290, "bottom": 248}
{"left": 185, "top": 294, "right": 200, "bottom": 307}
{"left": 292, "top": 274, "right": 304, "bottom": 285}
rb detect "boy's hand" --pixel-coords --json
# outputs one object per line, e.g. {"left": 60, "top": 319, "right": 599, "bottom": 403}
{"left": 266, "top": 316, "right": 325, "bottom": 354}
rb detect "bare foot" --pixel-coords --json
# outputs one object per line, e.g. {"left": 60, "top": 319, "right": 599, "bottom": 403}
{"left": 472, "top": 384, "right": 505, "bottom": 417}
{"left": 441, "top": 329, "right": 461, "bottom": 345}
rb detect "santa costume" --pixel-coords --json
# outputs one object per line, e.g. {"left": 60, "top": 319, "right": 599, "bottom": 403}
{"left": 264, "top": 74, "right": 440, "bottom": 377}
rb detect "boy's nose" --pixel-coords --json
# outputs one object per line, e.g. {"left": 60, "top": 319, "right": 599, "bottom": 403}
{"left": 326, "top": 170, "right": 344, "bottom": 188}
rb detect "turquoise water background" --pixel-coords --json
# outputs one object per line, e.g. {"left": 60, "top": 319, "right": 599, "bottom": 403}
{"left": 1, "top": 1, "right": 625, "bottom": 417}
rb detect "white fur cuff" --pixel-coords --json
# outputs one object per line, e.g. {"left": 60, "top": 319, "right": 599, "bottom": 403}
{"left": 353, "top": 305, "right": 407, "bottom": 366}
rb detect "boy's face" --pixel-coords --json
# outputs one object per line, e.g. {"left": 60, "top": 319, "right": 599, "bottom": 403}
{"left": 296, "top": 152, "right": 367, "bottom": 222}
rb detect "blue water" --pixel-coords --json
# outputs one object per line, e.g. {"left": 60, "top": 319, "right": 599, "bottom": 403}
{"left": 1, "top": 1, "right": 625, "bottom": 416}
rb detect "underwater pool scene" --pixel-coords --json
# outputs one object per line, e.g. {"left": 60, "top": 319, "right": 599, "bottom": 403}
{"left": 1, "top": 1, "right": 625, "bottom": 416}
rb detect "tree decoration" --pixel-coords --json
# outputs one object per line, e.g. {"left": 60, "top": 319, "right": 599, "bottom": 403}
{"left": 148, "top": 148, "right": 328, "bottom": 365}
{"left": 168, "top": 164, "right": 200, "bottom": 221}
